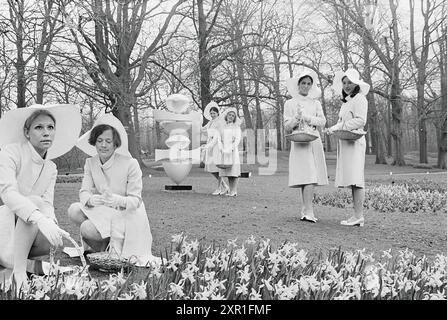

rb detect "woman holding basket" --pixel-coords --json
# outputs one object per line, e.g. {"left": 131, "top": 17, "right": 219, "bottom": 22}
{"left": 326, "top": 68, "right": 370, "bottom": 227}
{"left": 0, "top": 104, "right": 81, "bottom": 288}
{"left": 67, "top": 113, "right": 159, "bottom": 266}
{"left": 201, "top": 101, "right": 229, "bottom": 195}
{"left": 216, "top": 108, "right": 242, "bottom": 197}
{"left": 284, "top": 70, "right": 328, "bottom": 223}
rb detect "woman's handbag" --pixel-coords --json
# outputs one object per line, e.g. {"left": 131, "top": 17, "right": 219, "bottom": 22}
{"left": 285, "top": 118, "right": 318, "bottom": 143}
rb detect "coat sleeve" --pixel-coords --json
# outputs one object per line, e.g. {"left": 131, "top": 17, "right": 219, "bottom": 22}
{"left": 232, "top": 127, "right": 242, "bottom": 151}
{"left": 284, "top": 100, "right": 299, "bottom": 133}
{"left": 39, "top": 163, "right": 57, "bottom": 218}
{"left": 123, "top": 159, "right": 143, "bottom": 211}
{"left": 79, "top": 158, "right": 95, "bottom": 206}
{"left": 306, "top": 101, "right": 326, "bottom": 128}
{"left": 205, "top": 127, "right": 220, "bottom": 149}
{"left": 342, "top": 95, "right": 368, "bottom": 130}
{"left": 0, "top": 145, "right": 39, "bottom": 222}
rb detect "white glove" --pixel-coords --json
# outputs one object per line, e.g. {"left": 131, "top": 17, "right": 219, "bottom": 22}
{"left": 88, "top": 194, "right": 104, "bottom": 207}
{"left": 302, "top": 114, "right": 312, "bottom": 123}
{"left": 31, "top": 213, "right": 68, "bottom": 247}
{"left": 325, "top": 127, "right": 335, "bottom": 135}
{"left": 103, "top": 193, "right": 127, "bottom": 209}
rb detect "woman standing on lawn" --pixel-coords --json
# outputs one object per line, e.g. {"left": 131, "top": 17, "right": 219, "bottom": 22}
{"left": 284, "top": 69, "right": 328, "bottom": 223}
{"left": 216, "top": 108, "right": 242, "bottom": 197}
{"left": 0, "top": 104, "right": 81, "bottom": 288}
{"left": 67, "top": 113, "right": 159, "bottom": 266}
{"left": 201, "top": 101, "right": 229, "bottom": 195}
{"left": 326, "top": 68, "right": 370, "bottom": 227}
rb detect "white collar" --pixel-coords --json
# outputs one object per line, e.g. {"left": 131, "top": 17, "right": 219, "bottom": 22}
{"left": 27, "top": 141, "right": 46, "bottom": 165}
{"left": 98, "top": 152, "right": 117, "bottom": 169}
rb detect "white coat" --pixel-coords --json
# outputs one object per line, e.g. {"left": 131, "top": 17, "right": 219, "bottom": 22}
{"left": 76, "top": 152, "right": 154, "bottom": 265}
{"left": 284, "top": 95, "right": 328, "bottom": 187}
{"left": 0, "top": 142, "right": 57, "bottom": 268}
{"left": 330, "top": 94, "right": 368, "bottom": 188}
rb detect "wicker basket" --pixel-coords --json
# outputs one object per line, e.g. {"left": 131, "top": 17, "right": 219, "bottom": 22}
{"left": 333, "top": 130, "right": 366, "bottom": 141}
{"left": 216, "top": 163, "right": 232, "bottom": 169}
{"left": 86, "top": 251, "right": 130, "bottom": 273}
{"left": 48, "top": 234, "right": 89, "bottom": 275}
{"left": 286, "top": 131, "right": 318, "bottom": 143}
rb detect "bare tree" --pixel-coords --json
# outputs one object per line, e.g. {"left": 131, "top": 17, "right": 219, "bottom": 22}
{"left": 65, "top": 0, "right": 187, "bottom": 165}
{"left": 409, "top": 0, "right": 444, "bottom": 164}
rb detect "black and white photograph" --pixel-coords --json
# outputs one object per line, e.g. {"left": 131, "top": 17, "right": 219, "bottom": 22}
{"left": 0, "top": 0, "right": 446, "bottom": 306}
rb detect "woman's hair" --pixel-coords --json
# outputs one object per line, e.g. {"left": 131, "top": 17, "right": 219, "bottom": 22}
{"left": 210, "top": 107, "right": 219, "bottom": 115}
{"left": 225, "top": 111, "right": 237, "bottom": 123}
{"left": 88, "top": 124, "right": 122, "bottom": 148}
{"left": 23, "top": 109, "right": 56, "bottom": 134}
{"left": 298, "top": 75, "right": 313, "bottom": 85}
{"left": 341, "top": 76, "right": 361, "bottom": 103}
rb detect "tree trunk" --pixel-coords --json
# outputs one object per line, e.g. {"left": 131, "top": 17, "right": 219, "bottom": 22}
{"left": 438, "top": 23, "right": 447, "bottom": 168}
{"left": 15, "top": 1, "right": 26, "bottom": 108}
{"left": 362, "top": 35, "right": 386, "bottom": 164}
{"left": 390, "top": 77, "right": 405, "bottom": 166}
{"left": 133, "top": 104, "right": 142, "bottom": 157}
{"left": 113, "top": 100, "right": 144, "bottom": 168}
{"left": 272, "top": 50, "right": 283, "bottom": 151}
{"left": 234, "top": 33, "right": 252, "bottom": 129}
{"left": 197, "top": 0, "right": 212, "bottom": 113}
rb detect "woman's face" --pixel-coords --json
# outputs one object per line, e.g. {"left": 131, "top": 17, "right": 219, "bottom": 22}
{"left": 298, "top": 77, "right": 313, "bottom": 96}
{"left": 95, "top": 129, "right": 116, "bottom": 162}
{"left": 342, "top": 77, "right": 356, "bottom": 95}
{"left": 226, "top": 112, "right": 236, "bottom": 123}
{"left": 210, "top": 110, "right": 219, "bottom": 120}
{"left": 26, "top": 114, "right": 55, "bottom": 157}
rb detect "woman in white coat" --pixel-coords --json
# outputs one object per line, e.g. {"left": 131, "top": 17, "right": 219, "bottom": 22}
{"left": 327, "top": 68, "right": 370, "bottom": 227}
{"left": 217, "top": 108, "right": 242, "bottom": 197}
{"left": 284, "top": 70, "right": 328, "bottom": 222}
{"left": 201, "top": 101, "right": 229, "bottom": 195}
{"left": 0, "top": 104, "right": 81, "bottom": 288}
{"left": 67, "top": 114, "right": 158, "bottom": 266}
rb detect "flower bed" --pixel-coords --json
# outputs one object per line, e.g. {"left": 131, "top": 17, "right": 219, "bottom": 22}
{"left": 1, "top": 235, "right": 446, "bottom": 300}
{"left": 56, "top": 175, "right": 83, "bottom": 184}
{"left": 314, "top": 181, "right": 447, "bottom": 214}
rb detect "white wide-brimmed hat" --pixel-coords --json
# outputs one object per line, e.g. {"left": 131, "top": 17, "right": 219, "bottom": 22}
{"left": 76, "top": 113, "right": 131, "bottom": 157}
{"left": 203, "top": 101, "right": 220, "bottom": 121}
{"left": 0, "top": 104, "right": 82, "bottom": 159}
{"left": 286, "top": 69, "right": 321, "bottom": 99}
{"left": 332, "top": 68, "right": 370, "bottom": 95}
{"left": 218, "top": 107, "right": 242, "bottom": 126}
{"left": 165, "top": 94, "right": 190, "bottom": 114}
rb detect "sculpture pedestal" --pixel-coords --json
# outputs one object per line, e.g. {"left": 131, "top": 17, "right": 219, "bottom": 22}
{"left": 240, "top": 172, "right": 251, "bottom": 178}
{"left": 165, "top": 185, "right": 193, "bottom": 191}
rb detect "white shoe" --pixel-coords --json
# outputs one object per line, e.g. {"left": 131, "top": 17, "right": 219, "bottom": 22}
{"left": 219, "top": 186, "right": 229, "bottom": 195}
{"left": 300, "top": 208, "right": 318, "bottom": 222}
{"left": 341, "top": 217, "right": 364, "bottom": 227}
{"left": 212, "top": 188, "right": 221, "bottom": 196}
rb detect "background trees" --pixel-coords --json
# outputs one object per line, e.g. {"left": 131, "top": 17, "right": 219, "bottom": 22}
{"left": 0, "top": 0, "right": 445, "bottom": 169}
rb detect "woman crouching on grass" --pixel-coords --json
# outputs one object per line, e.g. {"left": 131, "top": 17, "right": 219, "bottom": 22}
{"left": 0, "top": 104, "right": 81, "bottom": 289}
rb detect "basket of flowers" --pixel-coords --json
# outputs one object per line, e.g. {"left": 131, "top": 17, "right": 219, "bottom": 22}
{"left": 286, "top": 130, "right": 319, "bottom": 143}
{"left": 286, "top": 119, "right": 318, "bottom": 143}
{"left": 333, "top": 129, "right": 366, "bottom": 141}
{"left": 216, "top": 163, "right": 233, "bottom": 169}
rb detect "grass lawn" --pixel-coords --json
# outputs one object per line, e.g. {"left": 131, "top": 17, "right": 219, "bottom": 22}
{"left": 50, "top": 151, "right": 447, "bottom": 280}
